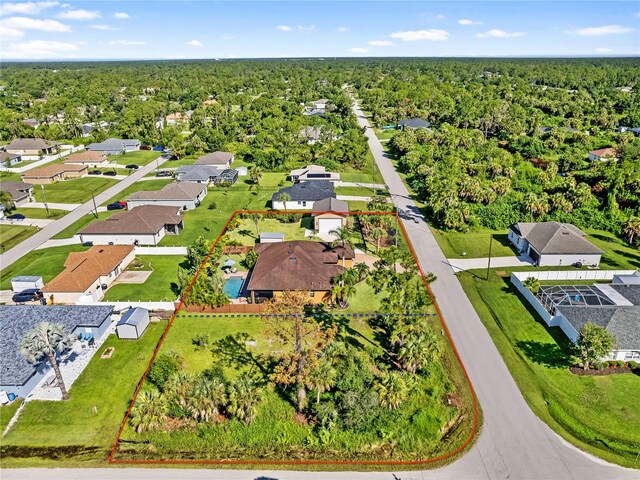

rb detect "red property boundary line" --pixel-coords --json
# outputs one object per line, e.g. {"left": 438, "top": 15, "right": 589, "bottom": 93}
{"left": 108, "top": 209, "right": 479, "bottom": 466}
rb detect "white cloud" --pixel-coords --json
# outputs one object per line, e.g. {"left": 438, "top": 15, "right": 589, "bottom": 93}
{"left": 113, "top": 12, "right": 129, "bottom": 19}
{"left": 2, "top": 17, "right": 71, "bottom": 32}
{"left": 390, "top": 29, "right": 450, "bottom": 41}
{"left": 337, "top": 27, "right": 349, "bottom": 32}
{"left": 367, "top": 40, "right": 395, "bottom": 46}
{"left": 349, "top": 47, "right": 368, "bottom": 54}
{"left": 0, "top": 25, "right": 25, "bottom": 38}
{"left": 476, "top": 29, "right": 525, "bottom": 38}
{"left": 298, "top": 25, "right": 315, "bottom": 32}
{"left": 565, "top": 25, "right": 634, "bottom": 36}
{"left": 458, "top": 19, "right": 483, "bottom": 25}
{"left": 595, "top": 47, "right": 613, "bottom": 53}
{"left": 276, "top": 25, "right": 292, "bottom": 31}
{"left": 90, "top": 24, "right": 118, "bottom": 31}
{"left": 0, "top": 1, "right": 58, "bottom": 15}
{"left": 436, "top": 14, "right": 444, "bottom": 20}
{"left": 109, "top": 40, "right": 145, "bottom": 46}
{"left": 2, "top": 39, "right": 78, "bottom": 58}
{"left": 188, "top": 39, "right": 203, "bottom": 47}
{"left": 58, "top": 9, "right": 101, "bottom": 20}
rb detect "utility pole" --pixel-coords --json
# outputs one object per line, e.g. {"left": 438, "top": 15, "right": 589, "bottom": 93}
{"left": 486, "top": 234, "right": 493, "bottom": 280}
{"left": 91, "top": 189, "right": 98, "bottom": 218}
{"left": 40, "top": 185, "right": 50, "bottom": 216}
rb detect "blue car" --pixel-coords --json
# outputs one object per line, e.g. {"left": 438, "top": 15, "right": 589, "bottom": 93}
{"left": 7, "top": 213, "right": 26, "bottom": 220}
{"left": 152, "top": 146, "right": 164, "bottom": 151}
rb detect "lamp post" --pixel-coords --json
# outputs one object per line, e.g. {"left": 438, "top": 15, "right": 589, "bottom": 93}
{"left": 40, "top": 185, "right": 50, "bottom": 216}
{"left": 91, "top": 189, "right": 98, "bottom": 218}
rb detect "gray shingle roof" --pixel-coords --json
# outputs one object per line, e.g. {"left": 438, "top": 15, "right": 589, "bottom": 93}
{"left": 86, "top": 138, "right": 141, "bottom": 152}
{"left": 557, "top": 305, "right": 640, "bottom": 350}
{"left": 175, "top": 165, "right": 223, "bottom": 182}
{"left": 397, "top": 118, "right": 431, "bottom": 129}
{"left": 127, "top": 182, "right": 206, "bottom": 201}
{"left": 0, "top": 305, "right": 113, "bottom": 387}
{"left": 511, "top": 222, "right": 602, "bottom": 255}
{"left": 195, "top": 151, "right": 234, "bottom": 165}
{"left": 271, "top": 181, "right": 335, "bottom": 203}
{"left": 609, "top": 284, "right": 640, "bottom": 306}
{"left": 0, "top": 181, "right": 33, "bottom": 203}
{"left": 312, "top": 197, "right": 349, "bottom": 214}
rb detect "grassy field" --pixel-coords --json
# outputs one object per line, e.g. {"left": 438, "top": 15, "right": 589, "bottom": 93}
{"left": 103, "top": 255, "right": 186, "bottom": 302}
{"left": 32, "top": 177, "right": 118, "bottom": 204}
{"left": 12, "top": 208, "right": 67, "bottom": 219}
{"left": 227, "top": 216, "right": 314, "bottom": 245}
{"left": 102, "top": 178, "right": 172, "bottom": 206}
{"left": 0, "top": 224, "right": 39, "bottom": 251}
{"left": 0, "top": 400, "right": 22, "bottom": 433}
{"left": 1, "top": 322, "right": 167, "bottom": 466}
{"left": 0, "top": 171, "right": 23, "bottom": 183}
{"left": 52, "top": 211, "right": 114, "bottom": 239}
{"left": 585, "top": 229, "right": 640, "bottom": 270}
{"left": 108, "top": 150, "right": 161, "bottom": 167}
{"left": 458, "top": 268, "right": 640, "bottom": 467}
{"left": 431, "top": 228, "right": 516, "bottom": 259}
{"left": 0, "top": 244, "right": 87, "bottom": 290}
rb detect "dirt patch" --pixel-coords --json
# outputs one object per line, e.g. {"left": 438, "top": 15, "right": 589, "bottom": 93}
{"left": 114, "top": 271, "right": 153, "bottom": 284}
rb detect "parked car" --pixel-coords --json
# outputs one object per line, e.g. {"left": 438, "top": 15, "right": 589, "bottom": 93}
{"left": 103, "top": 170, "right": 117, "bottom": 176}
{"left": 152, "top": 146, "right": 164, "bottom": 151}
{"left": 89, "top": 170, "right": 102, "bottom": 175}
{"left": 125, "top": 164, "right": 139, "bottom": 170}
{"left": 7, "top": 213, "right": 26, "bottom": 220}
{"left": 140, "top": 145, "right": 151, "bottom": 150}
{"left": 12, "top": 289, "right": 43, "bottom": 303}
{"left": 107, "top": 202, "right": 126, "bottom": 211}
{"left": 117, "top": 201, "right": 127, "bottom": 207}
{"left": 155, "top": 170, "right": 172, "bottom": 177}
{"left": 82, "top": 241, "right": 93, "bottom": 247}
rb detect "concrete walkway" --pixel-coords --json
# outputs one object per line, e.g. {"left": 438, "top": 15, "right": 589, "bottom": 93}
{"left": 1, "top": 218, "right": 53, "bottom": 228}
{"left": 23, "top": 202, "right": 81, "bottom": 211}
{"left": 446, "top": 255, "right": 534, "bottom": 273}
{"left": 337, "top": 194, "right": 374, "bottom": 202}
{"left": 0, "top": 155, "right": 167, "bottom": 269}
{"left": 336, "top": 181, "right": 387, "bottom": 189}
{"left": 34, "top": 237, "right": 81, "bottom": 250}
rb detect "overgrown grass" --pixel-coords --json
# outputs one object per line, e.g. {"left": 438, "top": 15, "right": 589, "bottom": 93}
{"left": 1, "top": 322, "right": 167, "bottom": 466}
{"left": 32, "top": 177, "right": 118, "bottom": 204}
{"left": 458, "top": 268, "right": 640, "bottom": 468}
{"left": 0, "top": 224, "right": 39, "bottom": 251}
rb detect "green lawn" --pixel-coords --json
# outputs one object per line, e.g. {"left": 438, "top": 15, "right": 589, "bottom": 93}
{"left": 227, "top": 216, "right": 314, "bottom": 245}
{"left": 585, "top": 229, "right": 640, "bottom": 270}
{"left": 108, "top": 150, "right": 161, "bottom": 166}
{"left": 103, "top": 255, "right": 186, "bottom": 302}
{"left": 0, "top": 224, "right": 39, "bottom": 251}
{"left": 458, "top": 268, "right": 640, "bottom": 467}
{"left": 102, "top": 178, "right": 172, "bottom": 206}
{"left": 0, "top": 401, "right": 22, "bottom": 433}
{"left": 335, "top": 186, "right": 388, "bottom": 197}
{"left": 0, "top": 244, "right": 87, "bottom": 290}
{"left": 1, "top": 322, "right": 167, "bottom": 466}
{"left": 374, "top": 128, "right": 396, "bottom": 140}
{"left": 12, "top": 208, "right": 67, "bottom": 220}
{"left": 431, "top": 228, "right": 516, "bottom": 259}
{"left": 0, "top": 171, "right": 22, "bottom": 183}
{"left": 52, "top": 211, "right": 114, "bottom": 239}
{"left": 32, "top": 177, "right": 119, "bottom": 204}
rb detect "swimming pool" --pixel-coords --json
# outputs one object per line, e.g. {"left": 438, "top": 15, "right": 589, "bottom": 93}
{"left": 222, "top": 276, "right": 244, "bottom": 299}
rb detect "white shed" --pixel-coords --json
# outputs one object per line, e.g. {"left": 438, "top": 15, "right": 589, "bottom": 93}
{"left": 236, "top": 166, "right": 248, "bottom": 176}
{"left": 116, "top": 307, "right": 150, "bottom": 339}
{"left": 260, "top": 232, "right": 284, "bottom": 243}
{"left": 11, "top": 276, "right": 44, "bottom": 293}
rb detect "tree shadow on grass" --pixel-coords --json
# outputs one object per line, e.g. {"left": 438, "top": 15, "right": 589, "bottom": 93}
{"left": 304, "top": 305, "right": 377, "bottom": 351}
{"left": 211, "top": 333, "right": 269, "bottom": 378}
{"left": 515, "top": 340, "right": 571, "bottom": 369}
{"left": 237, "top": 228, "right": 255, "bottom": 239}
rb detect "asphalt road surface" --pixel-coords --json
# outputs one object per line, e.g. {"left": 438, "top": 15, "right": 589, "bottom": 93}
{"left": 0, "top": 156, "right": 168, "bottom": 270}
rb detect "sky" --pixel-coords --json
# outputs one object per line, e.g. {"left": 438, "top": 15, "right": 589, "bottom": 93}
{"left": 0, "top": 1, "right": 639, "bottom": 60}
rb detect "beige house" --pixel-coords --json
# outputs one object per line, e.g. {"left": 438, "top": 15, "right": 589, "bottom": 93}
{"left": 41, "top": 245, "right": 135, "bottom": 304}
{"left": 0, "top": 181, "right": 33, "bottom": 207}
{"left": 5, "top": 138, "right": 60, "bottom": 156}
{"left": 195, "top": 151, "right": 234, "bottom": 169}
{"left": 312, "top": 197, "right": 349, "bottom": 235}
{"left": 21, "top": 164, "right": 88, "bottom": 185}
{"left": 588, "top": 147, "right": 620, "bottom": 162}
{"left": 64, "top": 150, "right": 109, "bottom": 167}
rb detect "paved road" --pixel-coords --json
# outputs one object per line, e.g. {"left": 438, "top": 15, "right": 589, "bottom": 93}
{"left": 0, "top": 156, "right": 167, "bottom": 270}
{"left": 446, "top": 255, "right": 534, "bottom": 273}
{"left": 351, "top": 101, "right": 639, "bottom": 480}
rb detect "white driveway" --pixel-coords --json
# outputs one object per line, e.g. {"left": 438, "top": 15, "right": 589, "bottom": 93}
{"left": 1, "top": 218, "right": 54, "bottom": 228}
{"left": 26, "top": 202, "right": 81, "bottom": 211}
{"left": 336, "top": 181, "right": 387, "bottom": 189}
{"left": 446, "top": 255, "right": 534, "bottom": 273}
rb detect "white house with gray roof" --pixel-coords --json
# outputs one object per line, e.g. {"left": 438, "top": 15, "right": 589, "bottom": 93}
{"left": 174, "top": 165, "right": 224, "bottom": 184}
{"left": 271, "top": 181, "right": 335, "bottom": 210}
{"left": 127, "top": 182, "right": 207, "bottom": 211}
{"left": 86, "top": 138, "right": 141, "bottom": 155}
{"left": 0, "top": 305, "right": 115, "bottom": 398}
{"left": 508, "top": 222, "right": 603, "bottom": 267}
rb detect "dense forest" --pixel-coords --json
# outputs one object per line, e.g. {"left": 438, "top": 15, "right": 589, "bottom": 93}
{"left": 1, "top": 58, "right": 639, "bottom": 239}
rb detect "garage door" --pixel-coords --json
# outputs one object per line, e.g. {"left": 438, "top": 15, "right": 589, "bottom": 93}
{"left": 318, "top": 218, "right": 343, "bottom": 234}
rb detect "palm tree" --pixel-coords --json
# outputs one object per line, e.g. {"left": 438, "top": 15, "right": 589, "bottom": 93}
{"left": 374, "top": 371, "right": 410, "bottom": 409}
{"left": 394, "top": 324, "right": 442, "bottom": 374}
{"left": 189, "top": 373, "right": 227, "bottom": 423}
{"left": 623, "top": 217, "right": 640, "bottom": 246}
{"left": 352, "top": 262, "right": 370, "bottom": 283}
{"left": 523, "top": 277, "right": 540, "bottom": 294}
{"left": 227, "top": 374, "right": 263, "bottom": 425}
{"left": 248, "top": 213, "right": 261, "bottom": 237}
{"left": 20, "top": 322, "right": 73, "bottom": 400}
{"left": 276, "top": 192, "right": 292, "bottom": 213}
{"left": 329, "top": 226, "right": 352, "bottom": 270}
{"left": 371, "top": 226, "right": 386, "bottom": 252}
{"left": 0, "top": 191, "right": 13, "bottom": 213}
{"left": 129, "top": 390, "right": 168, "bottom": 433}
{"left": 250, "top": 167, "right": 263, "bottom": 186}
{"left": 309, "top": 359, "right": 337, "bottom": 404}
{"left": 330, "top": 283, "right": 355, "bottom": 309}
{"left": 164, "top": 371, "right": 193, "bottom": 408}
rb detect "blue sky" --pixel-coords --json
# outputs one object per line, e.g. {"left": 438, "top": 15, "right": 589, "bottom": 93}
{"left": 0, "top": 1, "right": 638, "bottom": 60}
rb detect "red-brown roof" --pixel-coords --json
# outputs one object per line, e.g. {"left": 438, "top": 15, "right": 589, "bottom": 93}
{"left": 22, "top": 164, "right": 87, "bottom": 179}
{"left": 65, "top": 151, "right": 106, "bottom": 163}
{"left": 590, "top": 147, "right": 620, "bottom": 158}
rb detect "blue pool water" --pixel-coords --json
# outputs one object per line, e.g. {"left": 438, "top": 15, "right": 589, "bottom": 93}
{"left": 223, "top": 277, "right": 244, "bottom": 299}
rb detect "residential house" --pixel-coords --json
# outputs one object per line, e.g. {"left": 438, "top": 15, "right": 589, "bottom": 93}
{"left": 397, "top": 118, "right": 431, "bottom": 130}
{"left": 0, "top": 305, "right": 116, "bottom": 398}
{"left": 246, "top": 240, "right": 355, "bottom": 304}
{"left": 174, "top": 165, "right": 223, "bottom": 184}
{"left": 508, "top": 222, "right": 603, "bottom": 267}
{"left": 617, "top": 127, "right": 640, "bottom": 137}
{"left": 195, "top": 151, "right": 234, "bottom": 169}
{"left": 64, "top": 150, "right": 109, "bottom": 168}
{"left": 77, "top": 205, "right": 184, "bottom": 245}
{"left": 21, "top": 164, "right": 88, "bottom": 185}
{"left": 22, "top": 118, "right": 40, "bottom": 129}
{"left": 41, "top": 245, "right": 135, "bottom": 304}
{"left": 81, "top": 121, "right": 110, "bottom": 137}
{"left": 165, "top": 112, "right": 190, "bottom": 125}
{"left": 5, "top": 138, "right": 60, "bottom": 156}
{"left": 271, "top": 181, "right": 335, "bottom": 210}
{"left": 290, "top": 165, "right": 340, "bottom": 184}
{"left": 86, "top": 138, "right": 141, "bottom": 155}
{"left": 303, "top": 108, "right": 326, "bottom": 118}
{"left": 0, "top": 181, "right": 34, "bottom": 207}
{"left": 0, "top": 151, "right": 22, "bottom": 167}
{"left": 312, "top": 197, "right": 349, "bottom": 235}
{"left": 588, "top": 147, "right": 620, "bottom": 162}
{"left": 310, "top": 99, "right": 329, "bottom": 110}
{"left": 126, "top": 182, "right": 207, "bottom": 211}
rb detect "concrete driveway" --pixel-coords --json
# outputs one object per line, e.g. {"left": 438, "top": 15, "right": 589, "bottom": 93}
{"left": 446, "top": 255, "right": 534, "bottom": 273}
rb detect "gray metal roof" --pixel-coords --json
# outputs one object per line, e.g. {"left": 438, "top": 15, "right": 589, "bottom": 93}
{"left": 117, "top": 307, "right": 149, "bottom": 327}
{"left": 0, "top": 305, "right": 113, "bottom": 387}
{"left": 557, "top": 306, "right": 640, "bottom": 350}
{"left": 271, "top": 181, "right": 335, "bottom": 203}
{"left": 511, "top": 222, "right": 602, "bottom": 255}
{"left": 11, "top": 276, "right": 42, "bottom": 283}
{"left": 260, "top": 232, "right": 284, "bottom": 240}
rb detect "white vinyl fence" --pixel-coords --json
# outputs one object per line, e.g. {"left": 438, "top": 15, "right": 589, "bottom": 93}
{"left": 0, "top": 145, "right": 84, "bottom": 173}
{"left": 76, "top": 300, "right": 177, "bottom": 311}
{"left": 512, "top": 270, "right": 636, "bottom": 282}
{"left": 134, "top": 246, "right": 188, "bottom": 255}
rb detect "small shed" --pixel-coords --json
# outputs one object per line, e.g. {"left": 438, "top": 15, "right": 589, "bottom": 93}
{"left": 260, "top": 232, "right": 284, "bottom": 243}
{"left": 11, "top": 276, "right": 44, "bottom": 293}
{"left": 116, "top": 307, "right": 150, "bottom": 339}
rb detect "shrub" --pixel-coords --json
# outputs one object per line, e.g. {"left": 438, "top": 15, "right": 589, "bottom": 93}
{"left": 148, "top": 352, "right": 183, "bottom": 389}
{"left": 594, "top": 361, "right": 607, "bottom": 371}
{"left": 628, "top": 361, "right": 638, "bottom": 369}
{"left": 616, "top": 360, "right": 625, "bottom": 368}
{"left": 244, "top": 250, "right": 258, "bottom": 269}
{"left": 208, "top": 201, "right": 217, "bottom": 210}
{"left": 607, "top": 361, "right": 617, "bottom": 368}
{"left": 192, "top": 333, "right": 210, "bottom": 350}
